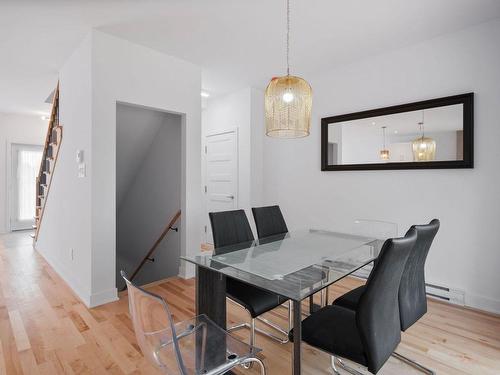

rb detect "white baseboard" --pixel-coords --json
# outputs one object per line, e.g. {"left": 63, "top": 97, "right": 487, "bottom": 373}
{"left": 89, "top": 288, "right": 118, "bottom": 308}
{"left": 178, "top": 262, "right": 195, "bottom": 279}
{"left": 35, "top": 243, "right": 92, "bottom": 306}
{"left": 35, "top": 243, "right": 118, "bottom": 308}
{"left": 465, "top": 293, "right": 500, "bottom": 315}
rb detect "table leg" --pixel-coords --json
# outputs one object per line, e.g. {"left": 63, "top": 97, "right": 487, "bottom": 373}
{"left": 195, "top": 265, "right": 227, "bottom": 328}
{"left": 195, "top": 266, "right": 231, "bottom": 372}
{"left": 292, "top": 300, "right": 302, "bottom": 375}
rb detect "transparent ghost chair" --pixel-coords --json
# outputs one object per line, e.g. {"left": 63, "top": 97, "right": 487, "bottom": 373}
{"left": 349, "top": 219, "right": 399, "bottom": 279}
{"left": 313, "top": 219, "right": 400, "bottom": 307}
{"left": 121, "top": 271, "right": 266, "bottom": 375}
{"left": 352, "top": 219, "right": 399, "bottom": 239}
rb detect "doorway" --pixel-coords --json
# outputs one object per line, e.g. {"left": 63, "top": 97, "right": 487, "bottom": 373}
{"left": 10, "top": 144, "right": 43, "bottom": 231}
{"left": 115, "top": 103, "right": 182, "bottom": 289}
{"left": 204, "top": 129, "right": 238, "bottom": 244}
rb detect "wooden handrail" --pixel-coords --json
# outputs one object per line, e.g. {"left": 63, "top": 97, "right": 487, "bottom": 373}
{"left": 34, "top": 82, "right": 62, "bottom": 241}
{"left": 124, "top": 210, "right": 181, "bottom": 288}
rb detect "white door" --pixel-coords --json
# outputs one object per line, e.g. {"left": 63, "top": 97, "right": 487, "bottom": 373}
{"left": 204, "top": 130, "right": 238, "bottom": 244}
{"left": 10, "top": 144, "right": 43, "bottom": 231}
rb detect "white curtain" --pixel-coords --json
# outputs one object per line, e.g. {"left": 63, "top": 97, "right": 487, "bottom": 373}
{"left": 17, "top": 149, "right": 43, "bottom": 221}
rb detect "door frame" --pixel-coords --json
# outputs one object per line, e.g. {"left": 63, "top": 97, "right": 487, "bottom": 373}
{"left": 7, "top": 141, "right": 44, "bottom": 232}
{"left": 203, "top": 127, "right": 239, "bottom": 244}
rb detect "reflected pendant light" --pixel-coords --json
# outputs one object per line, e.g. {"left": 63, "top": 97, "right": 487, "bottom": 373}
{"left": 265, "top": 0, "right": 312, "bottom": 138}
{"left": 412, "top": 110, "right": 436, "bottom": 161}
{"left": 380, "top": 126, "right": 390, "bottom": 160}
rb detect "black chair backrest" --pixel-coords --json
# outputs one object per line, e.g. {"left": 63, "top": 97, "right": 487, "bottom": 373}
{"left": 399, "top": 219, "right": 440, "bottom": 331}
{"left": 356, "top": 228, "right": 417, "bottom": 374}
{"left": 209, "top": 210, "right": 255, "bottom": 250}
{"left": 251, "top": 205, "right": 288, "bottom": 239}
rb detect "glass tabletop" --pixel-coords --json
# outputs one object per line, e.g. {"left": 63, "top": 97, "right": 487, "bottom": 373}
{"left": 182, "top": 229, "right": 383, "bottom": 301}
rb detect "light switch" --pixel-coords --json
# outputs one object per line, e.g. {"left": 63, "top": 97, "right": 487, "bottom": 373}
{"left": 78, "top": 163, "right": 86, "bottom": 178}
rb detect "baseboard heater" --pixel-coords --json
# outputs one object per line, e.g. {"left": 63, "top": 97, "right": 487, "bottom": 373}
{"left": 352, "top": 266, "right": 465, "bottom": 306}
{"left": 425, "top": 283, "right": 465, "bottom": 306}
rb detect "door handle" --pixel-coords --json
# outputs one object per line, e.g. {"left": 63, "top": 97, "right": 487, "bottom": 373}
{"left": 227, "top": 195, "right": 234, "bottom": 200}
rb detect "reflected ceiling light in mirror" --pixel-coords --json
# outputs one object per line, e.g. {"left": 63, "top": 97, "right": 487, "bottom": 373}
{"left": 412, "top": 110, "right": 436, "bottom": 161}
{"left": 380, "top": 126, "right": 390, "bottom": 160}
{"left": 265, "top": 0, "right": 312, "bottom": 138}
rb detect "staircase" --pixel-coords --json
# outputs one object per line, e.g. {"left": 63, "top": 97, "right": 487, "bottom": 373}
{"left": 120, "top": 209, "right": 181, "bottom": 291}
{"left": 33, "top": 83, "right": 63, "bottom": 241}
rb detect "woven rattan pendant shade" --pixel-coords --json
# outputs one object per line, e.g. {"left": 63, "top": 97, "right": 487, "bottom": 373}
{"left": 264, "top": 0, "right": 312, "bottom": 138}
{"left": 412, "top": 111, "right": 436, "bottom": 161}
{"left": 412, "top": 137, "right": 436, "bottom": 161}
{"left": 265, "top": 75, "right": 312, "bottom": 138}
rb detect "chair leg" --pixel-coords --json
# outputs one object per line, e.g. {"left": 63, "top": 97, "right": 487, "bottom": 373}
{"left": 250, "top": 318, "right": 256, "bottom": 347}
{"left": 227, "top": 299, "right": 289, "bottom": 344}
{"left": 331, "top": 356, "right": 365, "bottom": 375}
{"left": 392, "top": 352, "right": 436, "bottom": 375}
{"left": 330, "top": 356, "right": 341, "bottom": 375}
{"left": 241, "top": 357, "right": 266, "bottom": 375}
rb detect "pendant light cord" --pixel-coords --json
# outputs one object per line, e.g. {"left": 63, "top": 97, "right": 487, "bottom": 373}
{"left": 420, "top": 110, "right": 425, "bottom": 138}
{"left": 286, "top": 0, "right": 290, "bottom": 76}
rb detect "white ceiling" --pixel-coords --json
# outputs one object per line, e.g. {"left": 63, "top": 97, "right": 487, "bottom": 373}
{"left": 330, "top": 104, "right": 464, "bottom": 136}
{"left": 1, "top": 0, "right": 500, "bottom": 116}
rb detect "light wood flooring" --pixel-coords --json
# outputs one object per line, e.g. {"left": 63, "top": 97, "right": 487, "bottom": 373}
{"left": 0, "top": 231, "right": 499, "bottom": 374}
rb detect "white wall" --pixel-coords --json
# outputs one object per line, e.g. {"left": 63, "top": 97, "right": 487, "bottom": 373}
{"left": 116, "top": 104, "right": 166, "bottom": 207}
{"left": 0, "top": 113, "right": 46, "bottom": 233}
{"left": 202, "top": 87, "right": 264, "bottom": 235}
{"left": 91, "top": 30, "right": 202, "bottom": 300}
{"left": 37, "top": 30, "right": 202, "bottom": 306}
{"left": 117, "top": 112, "right": 182, "bottom": 289}
{"left": 263, "top": 19, "right": 500, "bottom": 314}
{"left": 36, "top": 34, "right": 93, "bottom": 303}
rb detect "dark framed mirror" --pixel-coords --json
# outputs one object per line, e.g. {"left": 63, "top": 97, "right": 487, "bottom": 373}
{"left": 321, "top": 93, "right": 473, "bottom": 171}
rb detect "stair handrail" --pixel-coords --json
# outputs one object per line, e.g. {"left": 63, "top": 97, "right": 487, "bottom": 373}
{"left": 34, "top": 82, "right": 62, "bottom": 240}
{"left": 37, "top": 82, "right": 59, "bottom": 181}
{"left": 124, "top": 210, "right": 181, "bottom": 288}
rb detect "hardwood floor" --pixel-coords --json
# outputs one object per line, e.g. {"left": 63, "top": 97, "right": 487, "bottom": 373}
{"left": 0, "top": 231, "right": 499, "bottom": 374}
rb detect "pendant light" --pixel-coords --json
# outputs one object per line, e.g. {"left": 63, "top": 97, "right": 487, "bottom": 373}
{"left": 412, "top": 110, "right": 436, "bottom": 161}
{"left": 380, "top": 126, "right": 390, "bottom": 160}
{"left": 265, "top": 0, "right": 312, "bottom": 138}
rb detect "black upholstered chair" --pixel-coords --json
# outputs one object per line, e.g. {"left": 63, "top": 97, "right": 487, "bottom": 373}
{"left": 333, "top": 219, "right": 440, "bottom": 374}
{"left": 292, "top": 228, "right": 417, "bottom": 374}
{"left": 251, "top": 205, "right": 288, "bottom": 239}
{"left": 209, "top": 209, "right": 290, "bottom": 346}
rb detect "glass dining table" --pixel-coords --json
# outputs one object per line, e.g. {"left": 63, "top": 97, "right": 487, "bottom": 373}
{"left": 181, "top": 229, "right": 383, "bottom": 375}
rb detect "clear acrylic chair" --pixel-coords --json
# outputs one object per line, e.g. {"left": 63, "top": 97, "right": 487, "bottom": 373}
{"left": 349, "top": 219, "right": 398, "bottom": 280}
{"left": 352, "top": 219, "right": 398, "bottom": 239}
{"left": 121, "top": 271, "right": 266, "bottom": 375}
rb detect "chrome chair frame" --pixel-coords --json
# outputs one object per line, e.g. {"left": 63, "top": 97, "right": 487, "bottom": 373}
{"left": 227, "top": 299, "right": 292, "bottom": 345}
{"left": 331, "top": 353, "right": 435, "bottom": 375}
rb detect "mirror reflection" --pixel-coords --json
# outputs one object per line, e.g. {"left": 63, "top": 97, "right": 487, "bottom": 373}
{"left": 327, "top": 104, "right": 464, "bottom": 165}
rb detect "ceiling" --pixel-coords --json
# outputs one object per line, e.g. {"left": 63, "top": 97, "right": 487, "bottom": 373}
{"left": 1, "top": 0, "right": 500, "bottom": 116}
{"left": 330, "top": 104, "right": 464, "bottom": 136}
